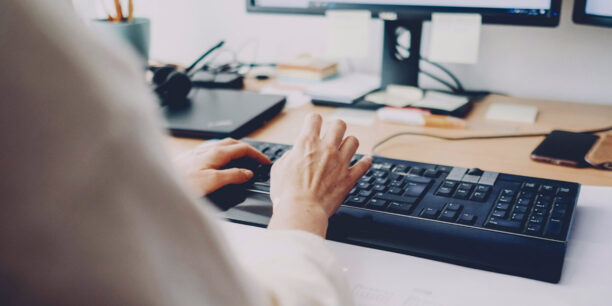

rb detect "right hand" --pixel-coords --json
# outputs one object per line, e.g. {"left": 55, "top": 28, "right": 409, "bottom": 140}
{"left": 268, "top": 114, "right": 372, "bottom": 237}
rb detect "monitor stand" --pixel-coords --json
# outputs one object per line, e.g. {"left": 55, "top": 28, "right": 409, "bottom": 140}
{"left": 381, "top": 19, "right": 423, "bottom": 87}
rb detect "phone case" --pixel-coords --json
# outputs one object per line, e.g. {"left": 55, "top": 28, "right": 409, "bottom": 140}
{"left": 586, "top": 132, "right": 612, "bottom": 170}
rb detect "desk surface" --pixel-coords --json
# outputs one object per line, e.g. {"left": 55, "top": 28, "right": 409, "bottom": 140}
{"left": 167, "top": 94, "right": 612, "bottom": 186}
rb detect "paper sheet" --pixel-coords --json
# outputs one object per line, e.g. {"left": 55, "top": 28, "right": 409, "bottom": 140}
{"left": 305, "top": 73, "right": 380, "bottom": 104}
{"left": 429, "top": 13, "right": 482, "bottom": 64}
{"left": 326, "top": 10, "right": 371, "bottom": 59}
{"left": 221, "top": 186, "right": 612, "bottom": 306}
{"left": 486, "top": 103, "right": 539, "bottom": 123}
{"left": 330, "top": 108, "right": 377, "bottom": 126}
{"left": 411, "top": 91, "right": 469, "bottom": 112}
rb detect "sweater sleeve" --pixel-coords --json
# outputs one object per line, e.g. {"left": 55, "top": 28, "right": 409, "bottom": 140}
{"left": 0, "top": 1, "right": 353, "bottom": 305}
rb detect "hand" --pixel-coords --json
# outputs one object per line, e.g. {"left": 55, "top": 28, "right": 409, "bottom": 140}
{"left": 268, "top": 114, "right": 372, "bottom": 237}
{"left": 173, "top": 138, "right": 271, "bottom": 196}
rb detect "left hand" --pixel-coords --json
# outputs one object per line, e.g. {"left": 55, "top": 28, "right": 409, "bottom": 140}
{"left": 173, "top": 138, "right": 271, "bottom": 196}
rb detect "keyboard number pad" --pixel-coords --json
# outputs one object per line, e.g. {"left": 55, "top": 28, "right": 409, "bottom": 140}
{"left": 485, "top": 182, "right": 572, "bottom": 239}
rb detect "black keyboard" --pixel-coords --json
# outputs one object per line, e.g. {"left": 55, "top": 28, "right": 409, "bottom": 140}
{"left": 222, "top": 140, "right": 580, "bottom": 283}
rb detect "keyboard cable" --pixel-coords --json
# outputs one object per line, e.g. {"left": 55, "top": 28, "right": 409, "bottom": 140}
{"left": 371, "top": 125, "right": 612, "bottom": 155}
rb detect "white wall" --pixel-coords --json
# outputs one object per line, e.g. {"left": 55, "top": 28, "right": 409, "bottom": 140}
{"left": 77, "top": 0, "right": 612, "bottom": 105}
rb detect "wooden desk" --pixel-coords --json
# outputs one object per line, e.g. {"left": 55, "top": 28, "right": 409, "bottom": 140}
{"left": 167, "top": 94, "right": 612, "bottom": 186}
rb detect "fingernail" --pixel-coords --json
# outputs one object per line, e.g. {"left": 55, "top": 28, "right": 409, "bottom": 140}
{"left": 242, "top": 169, "right": 253, "bottom": 177}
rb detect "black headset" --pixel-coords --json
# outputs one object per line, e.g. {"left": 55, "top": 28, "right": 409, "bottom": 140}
{"left": 151, "top": 41, "right": 224, "bottom": 108}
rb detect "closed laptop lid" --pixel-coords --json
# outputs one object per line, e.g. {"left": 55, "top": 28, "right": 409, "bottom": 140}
{"left": 163, "top": 89, "right": 285, "bottom": 139}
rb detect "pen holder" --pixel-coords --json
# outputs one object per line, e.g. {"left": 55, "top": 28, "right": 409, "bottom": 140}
{"left": 91, "top": 18, "right": 151, "bottom": 64}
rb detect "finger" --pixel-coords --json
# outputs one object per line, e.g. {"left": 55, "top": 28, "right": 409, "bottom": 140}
{"left": 222, "top": 143, "right": 271, "bottom": 164}
{"left": 348, "top": 156, "right": 373, "bottom": 183}
{"left": 339, "top": 136, "right": 359, "bottom": 161}
{"left": 212, "top": 168, "right": 254, "bottom": 187}
{"left": 298, "top": 113, "right": 323, "bottom": 143}
{"left": 322, "top": 119, "right": 347, "bottom": 148}
{"left": 217, "top": 137, "right": 239, "bottom": 146}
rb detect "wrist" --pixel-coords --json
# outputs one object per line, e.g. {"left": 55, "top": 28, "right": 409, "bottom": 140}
{"left": 268, "top": 196, "right": 330, "bottom": 237}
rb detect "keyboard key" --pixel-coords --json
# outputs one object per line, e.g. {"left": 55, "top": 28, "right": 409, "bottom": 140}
{"left": 375, "top": 178, "right": 390, "bottom": 185}
{"left": 557, "top": 187, "right": 571, "bottom": 195}
{"left": 517, "top": 198, "right": 531, "bottom": 206}
{"left": 539, "top": 184, "right": 555, "bottom": 194}
{"left": 409, "top": 167, "right": 424, "bottom": 176}
{"left": 424, "top": 169, "right": 439, "bottom": 178}
{"left": 349, "top": 187, "right": 357, "bottom": 195}
{"left": 404, "top": 176, "right": 432, "bottom": 185}
{"left": 374, "top": 193, "right": 418, "bottom": 205}
{"left": 373, "top": 170, "right": 388, "bottom": 178}
{"left": 544, "top": 219, "right": 564, "bottom": 237}
{"left": 437, "top": 166, "right": 452, "bottom": 172}
{"left": 446, "top": 203, "right": 462, "bottom": 211}
{"left": 551, "top": 208, "right": 567, "bottom": 219}
{"left": 553, "top": 196, "right": 570, "bottom": 205}
{"left": 439, "top": 210, "right": 458, "bottom": 222}
{"left": 345, "top": 196, "right": 367, "bottom": 207}
{"left": 358, "top": 190, "right": 373, "bottom": 197}
{"left": 492, "top": 210, "right": 508, "bottom": 218}
{"left": 519, "top": 191, "right": 535, "bottom": 199}
{"left": 404, "top": 183, "right": 428, "bottom": 197}
{"left": 388, "top": 187, "right": 403, "bottom": 195}
{"left": 525, "top": 223, "right": 542, "bottom": 235}
{"left": 436, "top": 187, "right": 453, "bottom": 197}
{"left": 457, "top": 213, "right": 477, "bottom": 225}
{"left": 387, "top": 202, "right": 414, "bottom": 215}
{"left": 501, "top": 189, "right": 516, "bottom": 197}
{"left": 360, "top": 176, "right": 374, "bottom": 184}
{"left": 459, "top": 183, "right": 474, "bottom": 191}
{"left": 522, "top": 182, "right": 538, "bottom": 191}
{"left": 514, "top": 206, "right": 528, "bottom": 213}
{"left": 475, "top": 185, "right": 491, "bottom": 193}
{"left": 372, "top": 184, "right": 386, "bottom": 192}
{"left": 390, "top": 181, "right": 404, "bottom": 188}
{"left": 511, "top": 213, "right": 526, "bottom": 221}
{"left": 357, "top": 182, "right": 371, "bottom": 190}
{"left": 454, "top": 189, "right": 470, "bottom": 200}
{"left": 495, "top": 202, "right": 510, "bottom": 210}
{"left": 421, "top": 208, "right": 440, "bottom": 219}
{"left": 498, "top": 195, "right": 514, "bottom": 203}
{"left": 470, "top": 191, "right": 488, "bottom": 202}
{"left": 533, "top": 207, "right": 548, "bottom": 216}
{"left": 529, "top": 216, "right": 545, "bottom": 224}
{"left": 486, "top": 217, "right": 522, "bottom": 232}
{"left": 467, "top": 168, "right": 484, "bottom": 176}
{"left": 367, "top": 199, "right": 388, "bottom": 210}
{"left": 534, "top": 200, "right": 550, "bottom": 209}
{"left": 442, "top": 181, "right": 458, "bottom": 189}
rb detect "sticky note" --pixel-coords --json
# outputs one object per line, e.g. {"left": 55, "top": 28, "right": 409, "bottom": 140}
{"left": 486, "top": 103, "right": 539, "bottom": 123}
{"left": 429, "top": 13, "right": 482, "bottom": 64}
{"left": 326, "top": 10, "right": 371, "bottom": 59}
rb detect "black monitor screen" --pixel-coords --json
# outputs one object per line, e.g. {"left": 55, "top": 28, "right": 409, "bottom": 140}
{"left": 248, "top": 0, "right": 560, "bottom": 26}
{"left": 574, "top": 0, "right": 612, "bottom": 27}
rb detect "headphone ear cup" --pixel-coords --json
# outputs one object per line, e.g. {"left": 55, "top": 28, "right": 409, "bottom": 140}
{"left": 155, "top": 71, "right": 192, "bottom": 107}
{"left": 152, "top": 66, "right": 176, "bottom": 85}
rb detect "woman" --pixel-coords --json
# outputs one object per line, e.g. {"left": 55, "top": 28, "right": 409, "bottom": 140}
{"left": 0, "top": 0, "right": 372, "bottom": 305}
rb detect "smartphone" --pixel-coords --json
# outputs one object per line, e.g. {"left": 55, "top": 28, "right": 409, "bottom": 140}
{"left": 531, "top": 130, "right": 599, "bottom": 168}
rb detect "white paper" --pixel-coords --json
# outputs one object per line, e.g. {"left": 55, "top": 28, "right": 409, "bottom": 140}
{"left": 305, "top": 73, "right": 380, "bottom": 104}
{"left": 221, "top": 186, "right": 612, "bottom": 306}
{"left": 429, "top": 13, "right": 482, "bottom": 64}
{"left": 326, "top": 10, "right": 371, "bottom": 59}
{"left": 411, "top": 91, "right": 469, "bottom": 112}
{"left": 331, "top": 108, "right": 376, "bottom": 126}
{"left": 486, "top": 103, "right": 539, "bottom": 123}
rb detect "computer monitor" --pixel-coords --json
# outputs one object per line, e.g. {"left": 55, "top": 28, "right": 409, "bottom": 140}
{"left": 247, "top": 0, "right": 561, "bottom": 88}
{"left": 573, "top": 0, "right": 612, "bottom": 28}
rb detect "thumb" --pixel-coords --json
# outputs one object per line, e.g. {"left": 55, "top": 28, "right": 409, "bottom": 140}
{"left": 213, "top": 168, "right": 254, "bottom": 186}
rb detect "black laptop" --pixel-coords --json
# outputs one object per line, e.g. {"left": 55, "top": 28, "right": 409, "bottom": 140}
{"left": 163, "top": 89, "right": 286, "bottom": 139}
